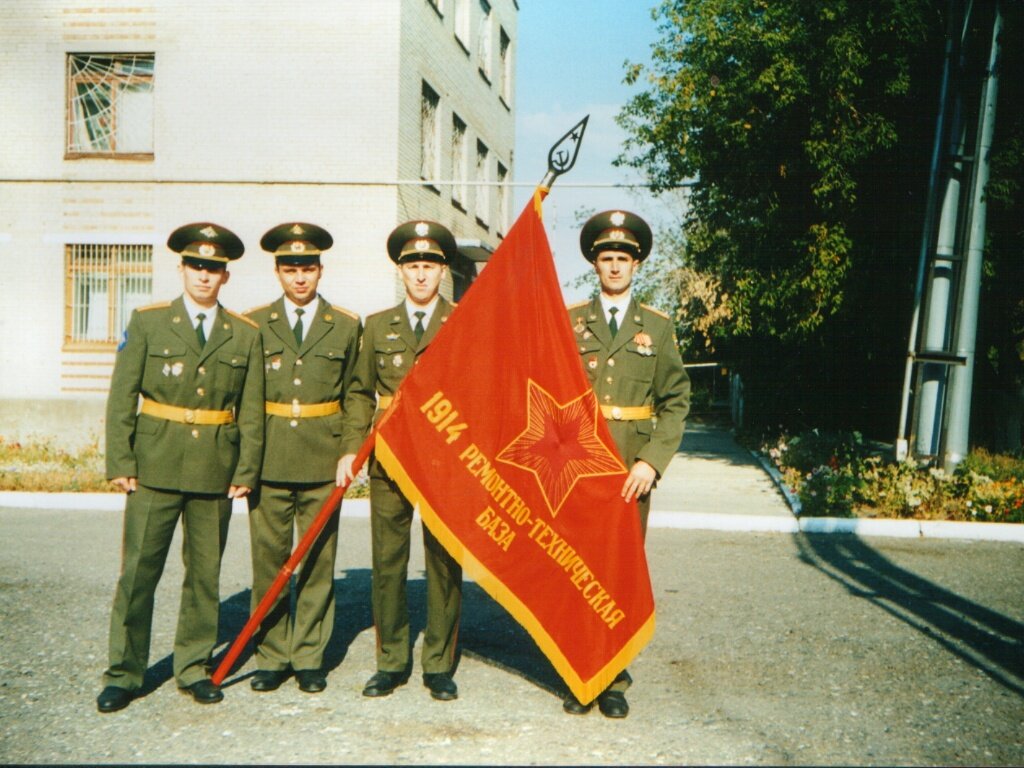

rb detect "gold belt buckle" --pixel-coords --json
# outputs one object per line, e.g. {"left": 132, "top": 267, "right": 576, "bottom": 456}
{"left": 611, "top": 406, "right": 623, "bottom": 420}
{"left": 184, "top": 408, "right": 196, "bottom": 424}
{"left": 291, "top": 399, "right": 301, "bottom": 418}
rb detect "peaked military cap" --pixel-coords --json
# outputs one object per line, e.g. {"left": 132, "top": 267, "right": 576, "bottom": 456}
{"left": 260, "top": 222, "right": 333, "bottom": 266}
{"left": 168, "top": 222, "right": 244, "bottom": 270}
{"left": 386, "top": 220, "right": 457, "bottom": 265}
{"left": 579, "top": 209, "right": 653, "bottom": 262}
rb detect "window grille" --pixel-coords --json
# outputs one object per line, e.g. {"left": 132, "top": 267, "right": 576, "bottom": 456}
{"left": 477, "top": 0, "right": 492, "bottom": 79}
{"left": 66, "top": 53, "right": 154, "bottom": 158}
{"left": 497, "top": 161, "right": 509, "bottom": 235}
{"left": 499, "top": 28, "right": 512, "bottom": 104}
{"left": 451, "top": 115, "right": 468, "bottom": 208}
{"left": 65, "top": 244, "right": 152, "bottom": 349}
{"left": 476, "top": 140, "right": 490, "bottom": 226}
{"left": 454, "top": 0, "right": 470, "bottom": 48}
{"left": 421, "top": 82, "right": 441, "bottom": 183}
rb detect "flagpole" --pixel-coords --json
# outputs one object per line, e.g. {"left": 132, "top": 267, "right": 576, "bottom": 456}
{"left": 210, "top": 434, "right": 376, "bottom": 685}
{"left": 211, "top": 115, "right": 590, "bottom": 687}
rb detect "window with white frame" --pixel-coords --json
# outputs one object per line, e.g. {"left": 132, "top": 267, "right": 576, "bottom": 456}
{"left": 454, "top": 0, "right": 470, "bottom": 50}
{"left": 475, "top": 140, "right": 490, "bottom": 227}
{"left": 421, "top": 81, "right": 441, "bottom": 184}
{"left": 477, "top": 0, "right": 493, "bottom": 80}
{"left": 66, "top": 53, "right": 154, "bottom": 158}
{"left": 65, "top": 243, "right": 152, "bottom": 349}
{"left": 499, "top": 27, "right": 512, "bottom": 105}
{"left": 496, "top": 161, "right": 509, "bottom": 235}
{"left": 451, "top": 114, "right": 468, "bottom": 209}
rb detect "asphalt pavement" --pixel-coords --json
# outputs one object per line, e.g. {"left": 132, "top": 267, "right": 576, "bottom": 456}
{"left": 1, "top": 416, "right": 1022, "bottom": 765}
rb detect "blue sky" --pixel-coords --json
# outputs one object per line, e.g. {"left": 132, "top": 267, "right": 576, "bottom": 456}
{"left": 511, "top": 1, "right": 677, "bottom": 300}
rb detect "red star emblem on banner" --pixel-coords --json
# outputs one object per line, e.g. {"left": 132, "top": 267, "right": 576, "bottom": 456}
{"left": 497, "top": 379, "right": 625, "bottom": 517}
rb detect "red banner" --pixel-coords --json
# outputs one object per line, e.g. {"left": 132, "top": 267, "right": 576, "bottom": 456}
{"left": 376, "top": 196, "right": 655, "bottom": 704}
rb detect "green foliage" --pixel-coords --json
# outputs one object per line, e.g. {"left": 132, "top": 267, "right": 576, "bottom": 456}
{"left": 765, "top": 430, "right": 1024, "bottom": 522}
{"left": 617, "top": 0, "right": 1024, "bottom": 443}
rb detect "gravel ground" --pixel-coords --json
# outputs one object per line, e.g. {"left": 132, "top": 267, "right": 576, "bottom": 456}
{"left": 1, "top": 507, "right": 1022, "bottom": 766}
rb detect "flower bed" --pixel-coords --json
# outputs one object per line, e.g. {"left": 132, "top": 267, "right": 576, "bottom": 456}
{"left": 762, "top": 430, "right": 1024, "bottom": 523}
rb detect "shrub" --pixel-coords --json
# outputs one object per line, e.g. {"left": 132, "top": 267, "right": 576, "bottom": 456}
{"left": 762, "top": 430, "right": 1024, "bottom": 523}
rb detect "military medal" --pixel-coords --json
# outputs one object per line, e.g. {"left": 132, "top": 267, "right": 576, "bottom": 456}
{"left": 633, "top": 332, "right": 654, "bottom": 356}
{"left": 574, "top": 318, "right": 585, "bottom": 334}
{"left": 271, "top": 357, "right": 281, "bottom": 371}
{"left": 393, "top": 354, "right": 403, "bottom": 367}
{"left": 171, "top": 362, "right": 184, "bottom": 376}
{"left": 162, "top": 363, "right": 171, "bottom": 376}
{"left": 587, "top": 356, "right": 598, "bottom": 370}
{"left": 386, "top": 332, "right": 400, "bottom": 341}
{"left": 583, "top": 330, "right": 592, "bottom": 340}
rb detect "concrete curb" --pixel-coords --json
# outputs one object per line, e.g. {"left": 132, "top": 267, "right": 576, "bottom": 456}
{"left": 0, "top": 491, "right": 371, "bottom": 518}
{"left": 1, "top": 492, "right": 1021, "bottom": 543}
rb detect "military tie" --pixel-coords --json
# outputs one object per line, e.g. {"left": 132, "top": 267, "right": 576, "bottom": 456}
{"left": 413, "top": 311, "right": 426, "bottom": 342}
{"left": 608, "top": 306, "right": 619, "bottom": 338}
{"left": 293, "top": 307, "right": 305, "bottom": 347}
{"left": 195, "top": 312, "right": 207, "bottom": 348}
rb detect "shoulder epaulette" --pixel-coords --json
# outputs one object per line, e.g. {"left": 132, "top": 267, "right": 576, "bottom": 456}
{"left": 137, "top": 301, "right": 172, "bottom": 312}
{"left": 641, "top": 303, "right": 671, "bottom": 320}
{"left": 225, "top": 309, "right": 259, "bottom": 329}
{"left": 330, "top": 304, "right": 360, "bottom": 321}
{"left": 567, "top": 300, "right": 589, "bottom": 311}
{"left": 243, "top": 303, "right": 272, "bottom": 317}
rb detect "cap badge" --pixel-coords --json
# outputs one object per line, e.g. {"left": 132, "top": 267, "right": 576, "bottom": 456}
{"left": 199, "top": 225, "right": 218, "bottom": 238}
{"left": 290, "top": 241, "right": 306, "bottom": 253}
{"left": 610, "top": 211, "right": 626, "bottom": 226}
{"left": 198, "top": 243, "right": 215, "bottom": 257}
{"left": 289, "top": 224, "right": 305, "bottom": 235}
{"left": 610, "top": 230, "right": 625, "bottom": 241}
{"left": 415, "top": 222, "right": 430, "bottom": 237}
{"left": 414, "top": 239, "right": 429, "bottom": 252}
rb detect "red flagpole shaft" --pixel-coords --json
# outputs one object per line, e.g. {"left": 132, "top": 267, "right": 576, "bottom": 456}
{"left": 212, "top": 432, "right": 377, "bottom": 685}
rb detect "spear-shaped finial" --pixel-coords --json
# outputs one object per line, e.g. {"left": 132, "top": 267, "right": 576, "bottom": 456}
{"left": 539, "top": 115, "right": 589, "bottom": 190}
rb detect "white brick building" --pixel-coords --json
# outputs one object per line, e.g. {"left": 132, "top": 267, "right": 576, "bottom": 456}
{"left": 0, "top": 0, "right": 517, "bottom": 443}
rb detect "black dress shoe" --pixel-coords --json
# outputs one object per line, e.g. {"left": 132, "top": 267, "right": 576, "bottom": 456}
{"left": 562, "top": 693, "right": 593, "bottom": 715}
{"left": 250, "top": 669, "right": 289, "bottom": 692}
{"left": 596, "top": 689, "right": 629, "bottom": 718}
{"left": 96, "top": 686, "right": 133, "bottom": 713}
{"left": 362, "top": 670, "right": 409, "bottom": 698}
{"left": 422, "top": 672, "right": 458, "bottom": 701}
{"left": 295, "top": 669, "right": 327, "bottom": 693}
{"left": 181, "top": 679, "right": 224, "bottom": 704}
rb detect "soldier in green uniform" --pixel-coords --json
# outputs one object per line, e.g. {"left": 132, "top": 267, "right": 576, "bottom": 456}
{"left": 96, "top": 223, "right": 265, "bottom": 713}
{"left": 337, "top": 220, "right": 462, "bottom": 702}
{"left": 563, "top": 209, "right": 691, "bottom": 719}
{"left": 243, "top": 222, "right": 364, "bottom": 695}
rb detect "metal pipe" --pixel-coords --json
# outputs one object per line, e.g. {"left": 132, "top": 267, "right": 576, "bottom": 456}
{"left": 943, "top": 1, "right": 1002, "bottom": 471}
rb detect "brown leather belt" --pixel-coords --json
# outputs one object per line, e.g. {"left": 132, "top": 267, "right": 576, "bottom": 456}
{"left": 600, "top": 405, "right": 653, "bottom": 421}
{"left": 140, "top": 397, "right": 234, "bottom": 425}
{"left": 265, "top": 400, "right": 341, "bottom": 418}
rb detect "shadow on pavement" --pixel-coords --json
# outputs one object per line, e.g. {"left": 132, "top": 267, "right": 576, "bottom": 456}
{"left": 794, "top": 532, "right": 1024, "bottom": 697}
{"left": 142, "top": 569, "right": 560, "bottom": 698}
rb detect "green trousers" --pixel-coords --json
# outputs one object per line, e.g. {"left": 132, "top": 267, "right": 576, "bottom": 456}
{"left": 369, "top": 468, "right": 462, "bottom": 674}
{"left": 247, "top": 481, "right": 339, "bottom": 672}
{"left": 104, "top": 485, "right": 232, "bottom": 690}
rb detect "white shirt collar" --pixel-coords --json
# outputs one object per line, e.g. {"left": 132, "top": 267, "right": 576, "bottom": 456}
{"left": 283, "top": 295, "right": 319, "bottom": 327}
{"left": 405, "top": 296, "right": 439, "bottom": 328}
{"left": 181, "top": 295, "right": 218, "bottom": 336}
{"left": 599, "top": 292, "right": 632, "bottom": 324}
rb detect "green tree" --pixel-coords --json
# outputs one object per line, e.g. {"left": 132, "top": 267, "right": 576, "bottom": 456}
{"left": 618, "top": 0, "right": 1023, "bottom": 442}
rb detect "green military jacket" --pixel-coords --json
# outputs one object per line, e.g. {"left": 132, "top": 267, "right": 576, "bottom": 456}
{"left": 105, "top": 295, "right": 265, "bottom": 494}
{"left": 340, "top": 297, "right": 455, "bottom": 453}
{"left": 245, "top": 296, "right": 362, "bottom": 484}
{"left": 568, "top": 296, "right": 691, "bottom": 476}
